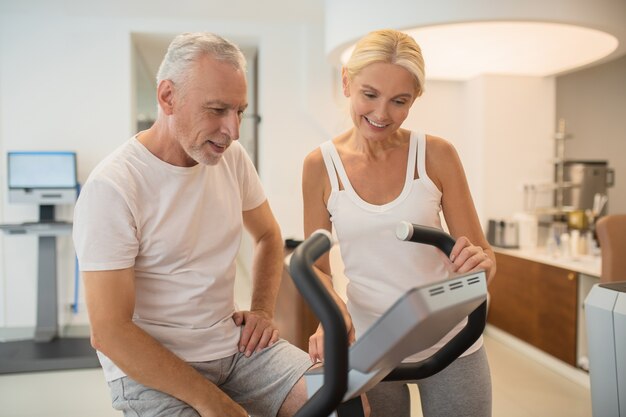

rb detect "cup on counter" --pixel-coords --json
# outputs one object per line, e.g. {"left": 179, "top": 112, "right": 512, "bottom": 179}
{"left": 546, "top": 235, "right": 559, "bottom": 257}
{"left": 513, "top": 212, "right": 538, "bottom": 250}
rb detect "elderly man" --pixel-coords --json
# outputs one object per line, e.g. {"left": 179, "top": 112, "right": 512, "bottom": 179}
{"left": 73, "top": 32, "right": 312, "bottom": 417}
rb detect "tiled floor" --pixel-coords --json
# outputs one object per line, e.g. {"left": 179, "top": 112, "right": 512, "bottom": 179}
{"left": 0, "top": 334, "right": 591, "bottom": 417}
{"left": 409, "top": 334, "right": 592, "bottom": 417}
{"left": 484, "top": 335, "right": 591, "bottom": 417}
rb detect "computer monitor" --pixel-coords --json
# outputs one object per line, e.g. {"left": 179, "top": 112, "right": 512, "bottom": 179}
{"left": 7, "top": 151, "right": 78, "bottom": 220}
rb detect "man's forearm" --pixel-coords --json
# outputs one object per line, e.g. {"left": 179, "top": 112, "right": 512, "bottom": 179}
{"left": 92, "top": 321, "right": 222, "bottom": 412}
{"left": 249, "top": 230, "right": 284, "bottom": 316}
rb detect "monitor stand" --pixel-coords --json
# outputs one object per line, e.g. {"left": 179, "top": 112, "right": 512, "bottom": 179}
{"left": 34, "top": 206, "right": 61, "bottom": 343}
{"left": 0, "top": 204, "right": 99, "bottom": 374}
{"left": 39, "top": 205, "right": 55, "bottom": 223}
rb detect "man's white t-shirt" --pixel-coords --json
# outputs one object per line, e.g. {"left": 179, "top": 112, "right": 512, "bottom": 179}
{"left": 73, "top": 136, "right": 266, "bottom": 381}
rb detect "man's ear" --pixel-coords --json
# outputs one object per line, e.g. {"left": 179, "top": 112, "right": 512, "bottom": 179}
{"left": 157, "top": 80, "right": 175, "bottom": 115}
{"left": 341, "top": 67, "right": 350, "bottom": 97}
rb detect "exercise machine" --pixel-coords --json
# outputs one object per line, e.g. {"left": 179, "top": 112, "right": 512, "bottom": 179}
{"left": 585, "top": 282, "right": 626, "bottom": 417}
{"left": 289, "top": 221, "right": 488, "bottom": 417}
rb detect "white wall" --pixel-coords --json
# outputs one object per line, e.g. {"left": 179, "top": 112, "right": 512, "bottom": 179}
{"left": 481, "top": 75, "right": 556, "bottom": 220}
{"left": 404, "top": 76, "right": 556, "bottom": 226}
{"left": 556, "top": 55, "right": 626, "bottom": 215}
{"left": 0, "top": 8, "right": 336, "bottom": 329}
{"left": 0, "top": 4, "right": 561, "bottom": 331}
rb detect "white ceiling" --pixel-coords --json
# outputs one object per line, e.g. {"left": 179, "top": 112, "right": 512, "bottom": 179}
{"left": 0, "top": 0, "right": 324, "bottom": 22}
{"left": 4, "top": 0, "right": 623, "bottom": 81}
{"left": 1, "top": 0, "right": 323, "bottom": 78}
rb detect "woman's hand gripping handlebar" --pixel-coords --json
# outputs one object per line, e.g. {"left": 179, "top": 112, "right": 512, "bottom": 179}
{"left": 384, "top": 221, "right": 488, "bottom": 381}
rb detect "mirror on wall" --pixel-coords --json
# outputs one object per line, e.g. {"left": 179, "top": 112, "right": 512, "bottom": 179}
{"left": 131, "top": 32, "right": 259, "bottom": 166}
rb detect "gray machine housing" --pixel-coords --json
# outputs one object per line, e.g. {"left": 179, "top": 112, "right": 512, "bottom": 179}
{"left": 305, "top": 269, "right": 487, "bottom": 416}
{"left": 584, "top": 282, "right": 626, "bottom": 417}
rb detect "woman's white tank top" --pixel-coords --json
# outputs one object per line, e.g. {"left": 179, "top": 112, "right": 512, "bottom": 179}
{"left": 320, "top": 131, "right": 482, "bottom": 361}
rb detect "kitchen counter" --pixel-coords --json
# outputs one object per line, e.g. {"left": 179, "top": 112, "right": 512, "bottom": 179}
{"left": 493, "top": 246, "right": 601, "bottom": 277}
{"left": 489, "top": 246, "right": 601, "bottom": 369}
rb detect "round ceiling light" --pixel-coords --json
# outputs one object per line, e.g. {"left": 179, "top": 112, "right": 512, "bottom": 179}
{"left": 325, "top": 0, "right": 625, "bottom": 81}
{"left": 339, "top": 21, "right": 618, "bottom": 80}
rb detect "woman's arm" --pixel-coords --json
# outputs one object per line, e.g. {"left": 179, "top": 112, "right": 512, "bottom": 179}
{"left": 302, "top": 148, "right": 355, "bottom": 362}
{"left": 426, "top": 135, "right": 496, "bottom": 283}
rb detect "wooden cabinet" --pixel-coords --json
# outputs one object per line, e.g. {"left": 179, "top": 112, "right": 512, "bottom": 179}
{"left": 274, "top": 251, "right": 319, "bottom": 351}
{"left": 488, "top": 253, "right": 578, "bottom": 366}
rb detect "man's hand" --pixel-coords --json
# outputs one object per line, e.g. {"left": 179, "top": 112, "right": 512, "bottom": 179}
{"left": 232, "top": 310, "right": 279, "bottom": 357}
{"left": 195, "top": 387, "right": 249, "bottom": 417}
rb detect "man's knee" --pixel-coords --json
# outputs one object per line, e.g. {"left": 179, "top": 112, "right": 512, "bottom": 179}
{"left": 277, "top": 376, "right": 308, "bottom": 417}
{"left": 279, "top": 376, "right": 371, "bottom": 417}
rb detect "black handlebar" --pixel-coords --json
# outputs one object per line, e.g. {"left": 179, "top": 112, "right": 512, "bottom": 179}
{"left": 289, "top": 230, "right": 349, "bottom": 417}
{"left": 395, "top": 221, "right": 456, "bottom": 255}
{"left": 385, "top": 222, "right": 487, "bottom": 381}
{"left": 290, "top": 223, "right": 487, "bottom": 415}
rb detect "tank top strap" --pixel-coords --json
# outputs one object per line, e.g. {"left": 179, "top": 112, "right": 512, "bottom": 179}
{"left": 406, "top": 133, "right": 418, "bottom": 182}
{"left": 415, "top": 131, "right": 427, "bottom": 179}
{"left": 413, "top": 131, "right": 441, "bottom": 195}
{"left": 320, "top": 141, "right": 340, "bottom": 192}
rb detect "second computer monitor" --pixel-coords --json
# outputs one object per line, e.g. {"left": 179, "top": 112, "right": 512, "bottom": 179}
{"left": 7, "top": 151, "right": 78, "bottom": 206}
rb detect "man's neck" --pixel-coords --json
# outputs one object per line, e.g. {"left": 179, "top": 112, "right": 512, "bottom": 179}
{"left": 137, "top": 122, "right": 196, "bottom": 167}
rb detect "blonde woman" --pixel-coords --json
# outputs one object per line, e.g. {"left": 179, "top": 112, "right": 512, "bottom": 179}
{"left": 302, "top": 29, "right": 495, "bottom": 417}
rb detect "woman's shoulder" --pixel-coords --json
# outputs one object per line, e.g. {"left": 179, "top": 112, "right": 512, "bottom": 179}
{"left": 423, "top": 134, "right": 464, "bottom": 187}
{"left": 424, "top": 133, "right": 454, "bottom": 151}
{"left": 303, "top": 145, "right": 324, "bottom": 167}
{"left": 424, "top": 133, "right": 459, "bottom": 160}
{"left": 304, "top": 131, "right": 350, "bottom": 167}
{"left": 303, "top": 142, "right": 332, "bottom": 179}
{"left": 302, "top": 144, "right": 333, "bottom": 195}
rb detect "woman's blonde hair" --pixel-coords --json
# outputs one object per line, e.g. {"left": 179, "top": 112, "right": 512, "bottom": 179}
{"left": 344, "top": 29, "right": 425, "bottom": 97}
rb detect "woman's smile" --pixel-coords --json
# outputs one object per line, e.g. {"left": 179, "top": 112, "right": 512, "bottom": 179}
{"left": 363, "top": 116, "right": 390, "bottom": 129}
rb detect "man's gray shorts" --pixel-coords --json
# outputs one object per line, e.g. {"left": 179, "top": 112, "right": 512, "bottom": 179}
{"left": 108, "top": 339, "right": 312, "bottom": 417}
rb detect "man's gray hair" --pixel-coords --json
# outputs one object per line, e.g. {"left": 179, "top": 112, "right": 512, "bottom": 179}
{"left": 156, "top": 32, "right": 247, "bottom": 88}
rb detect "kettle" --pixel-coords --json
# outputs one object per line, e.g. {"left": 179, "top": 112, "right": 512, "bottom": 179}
{"left": 487, "top": 219, "right": 519, "bottom": 248}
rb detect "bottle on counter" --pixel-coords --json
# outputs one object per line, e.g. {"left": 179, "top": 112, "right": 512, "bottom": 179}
{"left": 570, "top": 229, "right": 580, "bottom": 260}
{"left": 586, "top": 230, "right": 600, "bottom": 256}
{"left": 560, "top": 232, "right": 570, "bottom": 259}
{"left": 546, "top": 235, "right": 559, "bottom": 257}
{"left": 578, "top": 232, "right": 588, "bottom": 256}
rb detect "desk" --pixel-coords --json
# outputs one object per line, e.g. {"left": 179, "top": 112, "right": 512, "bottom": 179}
{"left": 0, "top": 222, "right": 99, "bottom": 374}
{"left": 1, "top": 222, "right": 72, "bottom": 342}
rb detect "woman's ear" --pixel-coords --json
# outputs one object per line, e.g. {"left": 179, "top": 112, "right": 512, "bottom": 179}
{"left": 341, "top": 67, "right": 350, "bottom": 97}
{"left": 157, "top": 80, "right": 175, "bottom": 115}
